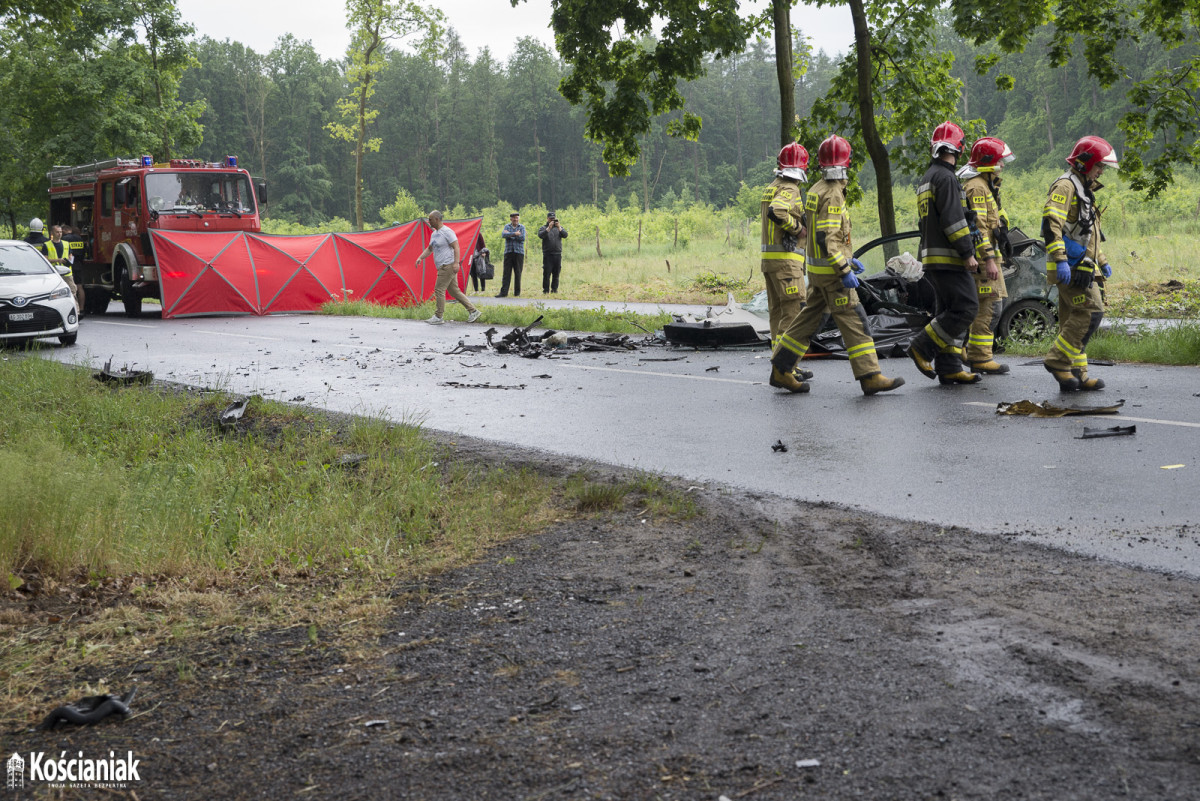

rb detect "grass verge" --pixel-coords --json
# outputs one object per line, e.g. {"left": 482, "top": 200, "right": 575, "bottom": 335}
{"left": 1001, "top": 320, "right": 1200, "bottom": 364}
{"left": 321, "top": 298, "right": 674, "bottom": 335}
{"left": 0, "top": 357, "right": 698, "bottom": 728}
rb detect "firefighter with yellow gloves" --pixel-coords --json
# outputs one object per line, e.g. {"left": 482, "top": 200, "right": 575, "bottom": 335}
{"left": 769, "top": 135, "right": 904, "bottom": 396}
{"left": 909, "top": 121, "right": 982, "bottom": 385}
{"left": 760, "top": 142, "right": 813, "bottom": 380}
{"left": 958, "top": 136, "right": 1015, "bottom": 374}
{"left": 1042, "top": 135, "right": 1118, "bottom": 391}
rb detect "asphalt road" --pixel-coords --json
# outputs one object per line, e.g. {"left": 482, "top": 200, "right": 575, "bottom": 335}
{"left": 38, "top": 304, "right": 1200, "bottom": 577}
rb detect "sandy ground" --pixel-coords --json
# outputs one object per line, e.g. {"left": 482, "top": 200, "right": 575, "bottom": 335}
{"left": 6, "top": 437, "right": 1200, "bottom": 800}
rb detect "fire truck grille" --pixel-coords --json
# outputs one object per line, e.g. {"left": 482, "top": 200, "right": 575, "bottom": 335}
{"left": 0, "top": 305, "right": 64, "bottom": 335}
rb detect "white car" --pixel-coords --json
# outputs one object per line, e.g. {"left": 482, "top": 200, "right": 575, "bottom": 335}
{"left": 0, "top": 239, "right": 80, "bottom": 346}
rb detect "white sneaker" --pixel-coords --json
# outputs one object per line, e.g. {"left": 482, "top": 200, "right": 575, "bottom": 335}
{"left": 425, "top": 315, "right": 444, "bottom": 325}
{"left": 466, "top": 309, "right": 481, "bottom": 323}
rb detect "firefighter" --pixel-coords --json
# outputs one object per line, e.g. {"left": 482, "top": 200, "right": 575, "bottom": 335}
{"left": 958, "top": 136, "right": 1015, "bottom": 374}
{"left": 760, "top": 142, "right": 813, "bottom": 380}
{"left": 23, "top": 218, "right": 47, "bottom": 247}
{"left": 909, "top": 121, "right": 982, "bottom": 385}
{"left": 1042, "top": 135, "right": 1118, "bottom": 391}
{"left": 769, "top": 135, "right": 904, "bottom": 396}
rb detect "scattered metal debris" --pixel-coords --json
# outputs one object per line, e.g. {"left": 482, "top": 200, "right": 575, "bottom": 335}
{"left": 482, "top": 316, "right": 643, "bottom": 358}
{"left": 439, "top": 381, "right": 527, "bottom": 390}
{"left": 219, "top": 397, "right": 250, "bottom": 429}
{"left": 706, "top": 366, "right": 720, "bottom": 372}
{"left": 38, "top": 688, "right": 138, "bottom": 730}
{"left": 94, "top": 357, "right": 153, "bottom": 385}
{"left": 996, "top": 399, "right": 1125, "bottom": 418}
{"left": 772, "top": 440, "right": 788, "bottom": 453}
{"left": 533, "top": 374, "right": 552, "bottom": 379}
{"left": 444, "top": 340, "right": 488, "bottom": 355}
{"left": 795, "top": 759, "right": 821, "bottom": 769}
{"left": 639, "top": 356, "right": 686, "bottom": 362}
{"left": 1079, "top": 425, "right": 1136, "bottom": 439}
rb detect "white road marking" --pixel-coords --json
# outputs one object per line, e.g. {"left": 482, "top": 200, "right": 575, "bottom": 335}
{"left": 194, "top": 329, "right": 286, "bottom": 342}
{"left": 963, "top": 401, "right": 1200, "bottom": 429}
{"left": 559, "top": 363, "right": 760, "bottom": 385}
{"left": 90, "top": 320, "right": 154, "bottom": 329}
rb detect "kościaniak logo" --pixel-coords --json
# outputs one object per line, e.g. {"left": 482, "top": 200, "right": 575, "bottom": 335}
{"left": 6, "top": 750, "right": 141, "bottom": 790}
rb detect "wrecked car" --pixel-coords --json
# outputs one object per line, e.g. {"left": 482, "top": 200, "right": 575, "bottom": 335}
{"left": 663, "top": 228, "right": 1057, "bottom": 354}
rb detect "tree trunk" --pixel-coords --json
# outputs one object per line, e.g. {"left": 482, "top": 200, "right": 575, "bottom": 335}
{"left": 849, "top": 0, "right": 896, "bottom": 237}
{"left": 1044, "top": 94, "right": 1054, "bottom": 153}
{"left": 772, "top": 0, "right": 795, "bottom": 148}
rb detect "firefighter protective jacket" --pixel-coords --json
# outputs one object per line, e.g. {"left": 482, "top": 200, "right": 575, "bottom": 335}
{"left": 803, "top": 179, "right": 851, "bottom": 276}
{"left": 961, "top": 174, "right": 1004, "bottom": 263}
{"left": 917, "top": 159, "right": 974, "bottom": 271}
{"left": 759, "top": 176, "right": 806, "bottom": 273}
{"left": 1042, "top": 170, "right": 1108, "bottom": 278}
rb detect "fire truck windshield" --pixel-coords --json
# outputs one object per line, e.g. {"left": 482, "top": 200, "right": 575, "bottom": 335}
{"left": 145, "top": 172, "right": 257, "bottom": 216}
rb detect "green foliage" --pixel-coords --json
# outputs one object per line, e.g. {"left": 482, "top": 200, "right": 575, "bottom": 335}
{"left": 379, "top": 186, "right": 423, "bottom": 225}
{"left": 690, "top": 270, "right": 748, "bottom": 293}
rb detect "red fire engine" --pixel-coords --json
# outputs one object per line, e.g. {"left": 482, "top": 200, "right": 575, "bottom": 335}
{"left": 46, "top": 155, "right": 265, "bottom": 316}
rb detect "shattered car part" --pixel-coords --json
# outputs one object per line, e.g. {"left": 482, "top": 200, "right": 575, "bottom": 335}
{"left": 38, "top": 687, "right": 138, "bottom": 730}
{"left": 772, "top": 440, "right": 788, "bottom": 453}
{"left": 996, "top": 399, "right": 1125, "bottom": 418}
{"left": 482, "top": 317, "right": 641, "bottom": 358}
{"left": 439, "top": 381, "right": 526, "bottom": 390}
{"left": 219, "top": 397, "right": 250, "bottom": 429}
{"left": 94, "top": 357, "right": 153, "bottom": 385}
{"left": 1079, "top": 425, "right": 1136, "bottom": 439}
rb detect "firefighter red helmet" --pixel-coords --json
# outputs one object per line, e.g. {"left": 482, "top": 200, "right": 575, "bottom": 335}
{"left": 967, "top": 137, "right": 1014, "bottom": 171}
{"left": 1067, "top": 135, "right": 1119, "bottom": 172}
{"left": 931, "top": 121, "right": 965, "bottom": 157}
{"left": 777, "top": 142, "right": 809, "bottom": 172}
{"left": 817, "top": 135, "right": 852, "bottom": 168}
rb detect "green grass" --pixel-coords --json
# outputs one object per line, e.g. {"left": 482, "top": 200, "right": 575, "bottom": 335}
{"left": 0, "top": 357, "right": 703, "bottom": 725}
{"left": 322, "top": 298, "right": 674, "bottom": 335}
{"left": 1002, "top": 321, "right": 1200, "bottom": 364}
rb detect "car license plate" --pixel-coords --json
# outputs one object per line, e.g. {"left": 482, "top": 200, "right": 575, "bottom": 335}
{"left": 8, "top": 312, "right": 33, "bottom": 321}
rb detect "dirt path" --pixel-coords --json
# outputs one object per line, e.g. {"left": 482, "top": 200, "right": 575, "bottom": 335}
{"left": 9, "top": 451, "right": 1200, "bottom": 800}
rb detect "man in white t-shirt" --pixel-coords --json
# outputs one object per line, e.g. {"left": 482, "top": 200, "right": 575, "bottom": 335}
{"left": 415, "top": 210, "right": 481, "bottom": 325}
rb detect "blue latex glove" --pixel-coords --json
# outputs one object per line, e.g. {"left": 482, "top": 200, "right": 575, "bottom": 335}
{"left": 850, "top": 257, "right": 866, "bottom": 274}
{"left": 1101, "top": 263, "right": 1111, "bottom": 278}
{"left": 841, "top": 272, "right": 860, "bottom": 289}
{"left": 1055, "top": 261, "right": 1071, "bottom": 284}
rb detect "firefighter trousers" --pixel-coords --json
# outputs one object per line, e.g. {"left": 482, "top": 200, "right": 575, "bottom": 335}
{"left": 771, "top": 272, "right": 880, "bottom": 380}
{"left": 762, "top": 260, "right": 806, "bottom": 348}
{"left": 965, "top": 295, "right": 1004, "bottom": 364}
{"left": 1044, "top": 280, "right": 1104, "bottom": 376}
{"left": 919, "top": 270, "right": 979, "bottom": 375}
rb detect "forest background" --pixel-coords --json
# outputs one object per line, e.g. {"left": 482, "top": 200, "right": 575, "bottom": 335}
{"left": 1, "top": 0, "right": 1198, "bottom": 302}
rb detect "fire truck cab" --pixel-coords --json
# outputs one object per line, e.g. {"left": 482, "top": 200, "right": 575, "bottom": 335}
{"left": 47, "top": 156, "right": 264, "bottom": 317}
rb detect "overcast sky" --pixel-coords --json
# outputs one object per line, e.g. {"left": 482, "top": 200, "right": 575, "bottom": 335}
{"left": 176, "top": 0, "right": 852, "bottom": 63}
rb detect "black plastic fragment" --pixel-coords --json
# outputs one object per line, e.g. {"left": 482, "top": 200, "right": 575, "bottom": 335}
{"left": 1078, "top": 425, "right": 1136, "bottom": 439}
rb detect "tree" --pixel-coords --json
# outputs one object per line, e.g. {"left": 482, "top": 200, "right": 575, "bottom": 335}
{"left": 328, "top": 0, "right": 443, "bottom": 230}
{"left": 951, "top": 0, "right": 1200, "bottom": 195}
{"left": 535, "top": 0, "right": 749, "bottom": 175}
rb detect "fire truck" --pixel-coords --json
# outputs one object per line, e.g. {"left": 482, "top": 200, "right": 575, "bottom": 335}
{"left": 46, "top": 156, "right": 265, "bottom": 316}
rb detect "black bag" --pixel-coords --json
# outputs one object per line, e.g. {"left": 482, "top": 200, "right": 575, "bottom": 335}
{"left": 473, "top": 252, "right": 494, "bottom": 280}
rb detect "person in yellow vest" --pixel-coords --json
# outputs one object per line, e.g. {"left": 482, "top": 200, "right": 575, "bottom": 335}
{"left": 768, "top": 135, "right": 904, "bottom": 396}
{"left": 41, "top": 225, "right": 84, "bottom": 315}
{"left": 958, "top": 136, "right": 1015, "bottom": 374}
{"left": 1042, "top": 136, "right": 1118, "bottom": 391}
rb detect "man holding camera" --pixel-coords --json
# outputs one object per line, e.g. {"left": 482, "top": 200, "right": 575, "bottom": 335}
{"left": 537, "top": 211, "right": 569, "bottom": 294}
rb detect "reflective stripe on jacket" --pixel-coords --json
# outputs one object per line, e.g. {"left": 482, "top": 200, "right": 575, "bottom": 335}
{"left": 759, "top": 177, "right": 806, "bottom": 271}
{"left": 917, "top": 159, "right": 974, "bottom": 270}
{"left": 803, "top": 179, "right": 851, "bottom": 275}
{"left": 1042, "top": 171, "right": 1107, "bottom": 275}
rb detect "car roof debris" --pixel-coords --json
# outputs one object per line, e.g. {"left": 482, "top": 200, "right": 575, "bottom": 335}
{"left": 1078, "top": 425, "right": 1136, "bottom": 439}
{"left": 996, "top": 399, "right": 1125, "bottom": 417}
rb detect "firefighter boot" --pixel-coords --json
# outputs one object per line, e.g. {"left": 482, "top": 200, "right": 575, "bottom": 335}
{"left": 1072, "top": 369, "right": 1105, "bottom": 391}
{"left": 769, "top": 367, "right": 810, "bottom": 394}
{"left": 793, "top": 366, "right": 814, "bottom": 381}
{"left": 970, "top": 360, "right": 1010, "bottom": 375}
{"left": 907, "top": 334, "right": 937, "bottom": 379}
{"left": 1044, "top": 363, "right": 1081, "bottom": 392}
{"left": 938, "top": 371, "right": 983, "bottom": 385}
{"left": 860, "top": 374, "right": 905, "bottom": 396}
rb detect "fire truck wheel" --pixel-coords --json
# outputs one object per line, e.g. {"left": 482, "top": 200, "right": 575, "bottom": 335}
{"left": 117, "top": 262, "right": 142, "bottom": 318}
